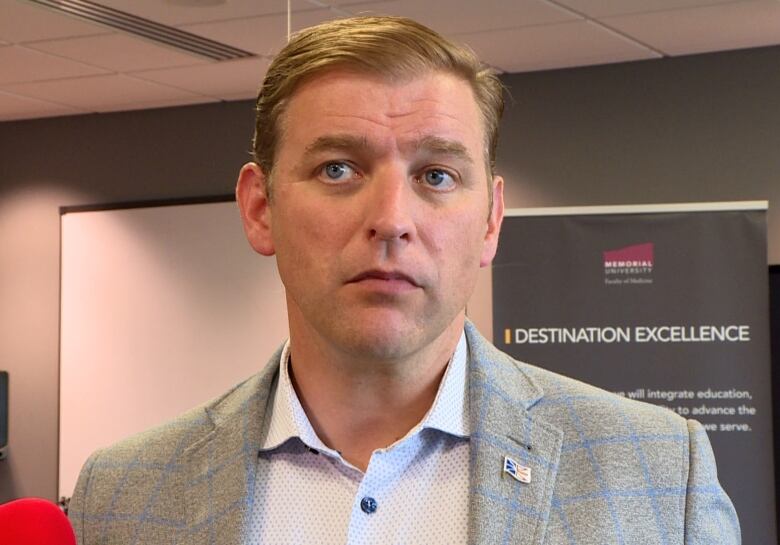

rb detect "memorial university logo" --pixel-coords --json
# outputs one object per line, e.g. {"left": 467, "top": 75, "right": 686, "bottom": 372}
{"left": 603, "top": 242, "right": 654, "bottom": 286}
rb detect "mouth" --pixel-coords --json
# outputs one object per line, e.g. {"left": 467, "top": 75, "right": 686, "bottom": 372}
{"left": 347, "top": 269, "right": 421, "bottom": 288}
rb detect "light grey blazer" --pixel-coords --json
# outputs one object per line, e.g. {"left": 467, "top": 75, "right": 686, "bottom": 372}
{"left": 69, "top": 322, "right": 740, "bottom": 544}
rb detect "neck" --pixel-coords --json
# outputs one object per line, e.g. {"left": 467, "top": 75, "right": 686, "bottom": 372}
{"left": 286, "top": 313, "right": 465, "bottom": 471}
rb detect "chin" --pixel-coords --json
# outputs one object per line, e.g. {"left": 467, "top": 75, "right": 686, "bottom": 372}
{"left": 333, "top": 311, "right": 456, "bottom": 363}
{"left": 338, "top": 323, "right": 418, "bottom": 361}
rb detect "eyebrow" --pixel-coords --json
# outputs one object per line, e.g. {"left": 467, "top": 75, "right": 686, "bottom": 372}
{"left": 303, "top": 134, "right": 474, "bottom": 164}
{"left": 411, "top": 135, "right": 473, "bottom": 164}
{"left": 304, "top": 134, "right": 370, "bottom": 155}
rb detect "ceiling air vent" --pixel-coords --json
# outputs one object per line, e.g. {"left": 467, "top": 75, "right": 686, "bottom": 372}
{"left": 22, "top": 0, "right": 256, "bottom": 61}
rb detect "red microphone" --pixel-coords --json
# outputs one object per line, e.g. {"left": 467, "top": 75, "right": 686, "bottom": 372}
{"left": 0, "top": 498, "right": 76, "bottom": 545}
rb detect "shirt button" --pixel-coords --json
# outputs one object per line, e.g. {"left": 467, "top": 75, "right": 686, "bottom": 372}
{"left": 360, "top": 496, "right": 378, "bottom": 514}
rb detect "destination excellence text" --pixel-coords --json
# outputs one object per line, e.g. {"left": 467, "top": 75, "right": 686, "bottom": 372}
{"left": 504, "top": 325, "right": 751, "bottom": 344}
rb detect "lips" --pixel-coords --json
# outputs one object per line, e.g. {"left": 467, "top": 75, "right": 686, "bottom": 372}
{"left": 348, "top": 269, "right": 421, "bottom": 287}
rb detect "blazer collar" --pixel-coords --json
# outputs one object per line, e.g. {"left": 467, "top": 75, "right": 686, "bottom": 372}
{"left": 181, "top": 345, "right": 282, "bottom": 544}
{"left": 464, "top": 321, "right": 563, "bottom": 545}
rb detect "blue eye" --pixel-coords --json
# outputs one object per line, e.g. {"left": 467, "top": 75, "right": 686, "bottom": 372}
{"left": 422, "top": 168, "right": 456, "bottom": 190}
{"left": 321, "top": 162, "right": 355, "bottom": 182}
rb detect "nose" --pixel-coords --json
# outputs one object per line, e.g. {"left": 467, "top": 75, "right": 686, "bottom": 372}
{"left": 364, "top": 167, "right": 416, "bottom": 245}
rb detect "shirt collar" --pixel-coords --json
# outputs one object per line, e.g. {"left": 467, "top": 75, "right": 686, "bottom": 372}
{"left": 259, "top": 339, "right": 333, "bottom": 453}
{"left": 420, "top": 332, "right": 469, "bottom": 437}
{"left": 259, "top": 330, "right": 469, "bottom": 452}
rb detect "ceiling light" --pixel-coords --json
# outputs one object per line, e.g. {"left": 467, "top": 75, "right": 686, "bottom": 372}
{"left": 22, "top": 0, "right": 254, "bottom": 61}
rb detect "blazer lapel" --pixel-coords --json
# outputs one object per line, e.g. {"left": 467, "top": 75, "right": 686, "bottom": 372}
{"left": 465, "top": 322, "right": 563, "bottom": 545}
{"left": 182, "top": 350, "right": 281, "bottom": 544}
{"left": 176, "top": 328, "right": 562, "bottom": 545}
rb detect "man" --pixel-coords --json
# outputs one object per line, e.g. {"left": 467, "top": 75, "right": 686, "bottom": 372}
{"left": 69, "top": 16, "right": 740, "bottom": 545}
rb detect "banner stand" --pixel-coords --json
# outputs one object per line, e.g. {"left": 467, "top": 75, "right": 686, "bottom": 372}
{"left": 493, "top": 201, "right": 773, "bottom": 543}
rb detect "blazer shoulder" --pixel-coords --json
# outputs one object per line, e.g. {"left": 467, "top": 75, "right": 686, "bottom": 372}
{"left": 66, "top": 401, "right": 213, "bottom": 545}
{"left": 520, "top": 361, "right": 688, "bottom": 436}
{"left": 464, "top": 321, "right": 687, "bottom": 436}
{"left": 82, "top": 364, "right": 277, "bottom": 471}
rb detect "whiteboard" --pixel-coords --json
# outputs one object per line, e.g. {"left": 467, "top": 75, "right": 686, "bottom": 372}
{"left": 59, "top": 200, "right": 288, "bottom": 498}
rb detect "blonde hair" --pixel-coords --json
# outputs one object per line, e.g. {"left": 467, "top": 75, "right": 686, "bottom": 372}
{"left": 252, "top": 16, "right": 504, "bottom": 187}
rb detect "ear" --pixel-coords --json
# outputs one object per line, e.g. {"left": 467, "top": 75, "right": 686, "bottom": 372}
{"left": 480, "top": 175, "right": 504, "bottom": 267}
{"left": 236, "top": 162, "right": 275, "bottom": 256}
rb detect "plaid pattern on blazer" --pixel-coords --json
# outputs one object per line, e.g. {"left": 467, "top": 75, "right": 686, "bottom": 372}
{"left": 69, "top": 322, "right": 740, "bottom": 544}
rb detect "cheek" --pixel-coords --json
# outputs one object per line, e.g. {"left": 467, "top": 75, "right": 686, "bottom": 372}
{"left": 427, "top": 210, "right": 487, "bottom": 274}
{"left": 272, "top": 199, "right": 353, "bottom": 266}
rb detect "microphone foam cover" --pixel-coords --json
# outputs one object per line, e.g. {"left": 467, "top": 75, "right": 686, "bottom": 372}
{"left": 0, "top": 497, "right": 77, "bottom": 545}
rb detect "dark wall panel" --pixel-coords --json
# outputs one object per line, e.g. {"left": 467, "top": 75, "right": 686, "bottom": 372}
{"left": 496, "top": 46, "right": 780, "bottom": 263}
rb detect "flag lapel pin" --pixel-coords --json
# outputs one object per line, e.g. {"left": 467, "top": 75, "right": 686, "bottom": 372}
{"left": 503, "top": 455, "right": 531, "bottom": 484}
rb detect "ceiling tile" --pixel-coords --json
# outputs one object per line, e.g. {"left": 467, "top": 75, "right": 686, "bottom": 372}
{"left": 604, "top": 0, "right": 780, "bottom": 55}
{"left": 130, "top": 57, "right": 271, "bottom": 99}
{"left": 554, "top": 0, "right": 743, "bottom": 18}
{"left": 0, "top": 45, "right": 108, "bottom": 85}
{"left": 2, "top": 0, "right": 778, "bottom": 122}
{"left": 26, "top": 33, "right": 209, "bottom": 72}
{"left": 96, "top": 94, "right": 218, "bottom": 114}
{"left": 219, "top": 91, "right": 256, "bottom": 102}
{"left": 326, "top": 0, "right": 393, "bottom": 7}
{"left": 456, "top": 20, "right": 660, "bottom": 73}
{"left": 97, "top": 0, "right": 316, "bottom": 26}
{"left": 0, "top": 73, "right": 203, "bottom": 110}
{"left": 343, "top": 0, "right": 579, "bottom": 34}
{"left": 0, "top": 89, "right": 80, "bottom": 121}
{"left": 0, "top": 0, "right": 109, "bottom": 43}
{"left": 181, "top": 9, "right": 338, "bottom": 56}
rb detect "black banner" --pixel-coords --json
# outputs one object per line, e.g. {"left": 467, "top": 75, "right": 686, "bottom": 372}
{"left": 493, "top": 203, "right": 774, "bottom": 543}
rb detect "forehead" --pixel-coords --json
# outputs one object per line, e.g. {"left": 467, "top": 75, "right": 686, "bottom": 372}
{"left": 278, "top": 69, "right": 486, "bottom": 158}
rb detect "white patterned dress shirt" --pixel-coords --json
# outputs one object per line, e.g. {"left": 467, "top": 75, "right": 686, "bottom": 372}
{"left": 245, "top": 332, "right": 470, "bottom": 545}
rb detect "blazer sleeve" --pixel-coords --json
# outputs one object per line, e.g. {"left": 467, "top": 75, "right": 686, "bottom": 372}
{"left": 684, "top": 419, "right": 741, "bottom": 544}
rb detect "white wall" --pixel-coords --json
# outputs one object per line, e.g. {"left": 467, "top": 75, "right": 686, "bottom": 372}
{"left": 59, "top": 201, "right": 288, "bottom": 496}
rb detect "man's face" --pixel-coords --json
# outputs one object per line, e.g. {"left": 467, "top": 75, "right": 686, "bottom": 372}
{"left": 238, "top": 69, "right": 503, "bottom": 361}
